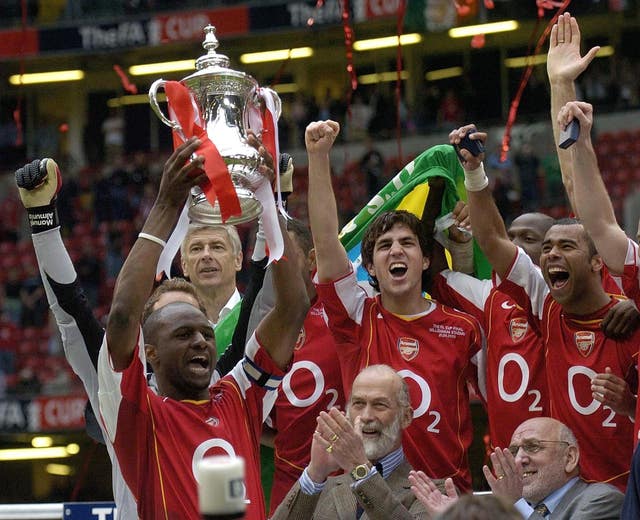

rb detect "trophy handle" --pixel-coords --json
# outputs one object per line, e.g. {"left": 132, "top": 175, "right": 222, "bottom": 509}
{"left": 259, "top": 87, "right": 282, "bottom": 121}
{"left": 149, "top": 79, "right": 183, "bottom": 132}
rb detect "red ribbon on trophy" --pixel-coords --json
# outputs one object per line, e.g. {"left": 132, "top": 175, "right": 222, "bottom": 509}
{"left": 164, "top": 80, "right": 241, "bottom": 223}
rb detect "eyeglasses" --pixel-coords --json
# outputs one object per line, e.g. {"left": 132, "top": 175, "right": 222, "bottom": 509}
{"left": 507, "top": 440, "right": 570, "bottom": 457}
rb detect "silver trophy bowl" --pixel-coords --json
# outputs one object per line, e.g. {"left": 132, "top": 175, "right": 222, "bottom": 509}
{"left": 149, "top": 24, "right": 281, "bottom": 225}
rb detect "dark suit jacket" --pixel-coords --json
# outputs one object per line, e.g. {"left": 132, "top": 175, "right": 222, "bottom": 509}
{"left": 537, "top": 478, "right": 623, "bottom": 519}
{"left": 269, "top": 460, "right": 431, "bottom": 519}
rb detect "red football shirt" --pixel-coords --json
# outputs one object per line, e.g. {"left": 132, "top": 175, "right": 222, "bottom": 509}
{"left": 433, "top": 270, "right": 549, "bottom": 449}
{"left": 501, "top": 248, "right": 637, "bottom": 491}
{"left": 98, "top": 332, "right": 281, "bottom": 520}
{"left": 316, "top": 268, "right": 483, "bottom": 491}
{"left": 269, "top": 298, "right": 345, "bottom": 513}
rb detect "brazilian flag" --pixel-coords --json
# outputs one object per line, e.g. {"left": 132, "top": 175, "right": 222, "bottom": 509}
{"left": 340, "top": 144, "right": 491, "bottom": 281}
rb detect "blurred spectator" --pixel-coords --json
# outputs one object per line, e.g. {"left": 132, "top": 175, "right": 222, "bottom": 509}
{"left": 0, "top": 188, "right": 20, "bottom": 243}
{"left": 76, "top": 242, "right": 102, "bottom": 306}
{"left": 3, "top": 267, "right": 23, "bottom": 325}
{"left": 540, "top": 152, "right": 565, "bottom": 207}
{"left": 347, "top": 92, "right": 373, "bottom": 141}
{"left": 368, "top": 84, "right": 394, "bottom": 139}
{"left": 12, "top": 366, "right": 41, "bottom": 397}
{"left": 102, "top": 107, "right": 125, "bottom": 162}
{"left": 437, "top": 88, "right": 465, "bottom": 129}
{"left": 486, "top": 143, "right": 518, "bottom": 223}
{"left": 359, "top": 137, "right": 386, "bottom": 198}
{"left": 19, "top": 263, "right": 48, "bottom": 328}
{"left": 514, "top": 142, "right": 543, "bottom": 212}
{"left": 134, "top": 183, "right": 157, "bottom": 231}
{"left": 105, "top": 231, "right": 126, "bottom": 280}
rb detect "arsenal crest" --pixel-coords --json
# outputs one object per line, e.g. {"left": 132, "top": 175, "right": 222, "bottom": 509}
{"left": 575, "top": 331, "right": 595, "bottom": 357}
{"left": 509, "top": 318, "right": 528, "bottom": 343}
{"left": 398, "top": 337, "right": 419, "bottom": 361}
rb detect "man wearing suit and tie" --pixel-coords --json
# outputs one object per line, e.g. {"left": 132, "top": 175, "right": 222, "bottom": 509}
{"left": 486, "top": 417, "right": 624, "bottom": 519}
{"left": 414, "top": 416, "right": 623, "bottom": 519}
{"left": 270, "top": 364, "right": 431, "bottom": 519}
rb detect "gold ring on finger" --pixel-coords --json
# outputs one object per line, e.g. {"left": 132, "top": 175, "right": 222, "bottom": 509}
{"left": 497, "top": 474, "right": 505, "bottom": 480}
{"left": 330, "top": 433, "right": 339, "bottom": 442}
{"left": 325, "top": 444, "right": 333, "bottom": 454}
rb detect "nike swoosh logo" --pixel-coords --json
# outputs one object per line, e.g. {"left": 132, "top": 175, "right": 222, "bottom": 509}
{"left": 501, "top": 301, "right": 516, "bottom": 310}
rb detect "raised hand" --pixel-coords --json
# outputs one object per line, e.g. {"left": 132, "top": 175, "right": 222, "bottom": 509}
{"left": 409, "top": 471, "right": 458, "bottom": 515}
{"left": 305, "top": 120, "right": 340, "bottom": 155}
{"left": 449, "top": 124, "right": 487, "bottom": 170}
{"left": 482, "top": 447, "right": 523, "bottom": 504}
{"left": 314, "top": 407, "right": 369, "bottom": 473}
{"left": 547, "top": 13, "right": 600, "bottom": 85}
{"left": 15, "top": 158, "right": 61, "bottom": 209}
{"left": 557, "top": 101, "right": 594, "bottom": 146}
{"left": 156, "top": 137, "right": 207, "bottom": 208}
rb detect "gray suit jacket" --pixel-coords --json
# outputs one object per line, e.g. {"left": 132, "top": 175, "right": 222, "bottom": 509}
{"left": 269, "top": 460, "right": 431, "bottom": 520}
{"left": 533, "top": 478, "right": 624, "bottom": 519}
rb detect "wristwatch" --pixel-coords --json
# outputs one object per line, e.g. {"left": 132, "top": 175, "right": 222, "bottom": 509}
{"left": 350, "top": 463, "right": 371, "bottom": 481}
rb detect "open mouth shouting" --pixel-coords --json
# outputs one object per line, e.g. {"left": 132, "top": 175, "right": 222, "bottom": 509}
{"left": 389, "top": 262, "right": 408, "bottom": 279}
{"left": 546, "top": 266, "right": 569, "bottom": 290}
{"left": 187, "top": 354, "right": 211, "bottom": 377}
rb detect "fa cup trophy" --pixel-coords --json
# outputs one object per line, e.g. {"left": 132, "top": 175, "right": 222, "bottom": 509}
{"left": 149, "top": 25, "right": 281, "bottom": 225}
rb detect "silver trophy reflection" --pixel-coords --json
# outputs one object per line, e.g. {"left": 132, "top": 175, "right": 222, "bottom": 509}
{"left": 149, "top": 25, "right": 281, "bottom": 225}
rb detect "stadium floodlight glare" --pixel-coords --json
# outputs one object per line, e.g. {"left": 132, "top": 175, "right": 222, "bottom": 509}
{"left": 271, "top": 83, "right": 299, "bottom": 94}
{"left": 31, "top": 436, "right": 53, "bottom": 448}
{"left": 9, "top": 70, "right": 85, "bottom": 85}
{"left": 0, "top": 443, "right": 80, "bottom": 461}
{"left": 504, "top": 54, "right": 547, "bottom": 68}
{"left": 426, "top": 66, "right": 464, "bottom": 81}
{"left": 505, "top": 46, "right": 614, "bottom": 69}
{"left": 354, "top": 34, "right": 422, "bottom": 51}
{"left": 358, "top": 70, "right": 409, "bottom": 85}
{"left": 108, "top": 93, "right": 167, "bottom": 108}
{"left": 448, "top": 20, "right": 519, "bottom": 38}
{"left": 129, "top": 60, "right": 195, "bottom": 76}
{"left": 240, "top": 47, "right": 313, "bottom": 64}
{"left": 46, "top": 463, "right": 74, "bottom": 476}
{"left": 596, "top": 45, "right": 615, "bottom": 57}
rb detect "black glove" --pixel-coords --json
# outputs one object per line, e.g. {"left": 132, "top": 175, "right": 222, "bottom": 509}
{"left": 15, "top": 158, "right": 62, "bottom": 233}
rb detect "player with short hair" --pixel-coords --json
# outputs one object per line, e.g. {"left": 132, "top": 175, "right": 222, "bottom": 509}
{"left": 450, "top": 123, "right": 637, "bottom": 491}
{"left": 97, "top": 137, "right": 309, "bottom": 519}
{"left": 304, "top": 120, "right": 484, "bottom": 491}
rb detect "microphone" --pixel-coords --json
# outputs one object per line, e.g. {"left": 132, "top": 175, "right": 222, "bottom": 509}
{"left": 197, "top": 455, "right": 246, "bottom": 520}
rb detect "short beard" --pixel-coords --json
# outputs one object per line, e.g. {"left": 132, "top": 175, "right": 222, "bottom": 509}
{"left": 362, "top": 414, "right": 402, "bottom": 461}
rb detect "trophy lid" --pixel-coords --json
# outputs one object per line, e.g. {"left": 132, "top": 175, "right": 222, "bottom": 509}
{"left": 195, "top": 25, "right": 231, "bottom": 70}
{"left": 182, "top": 24, "right": 257, "bottom": 93}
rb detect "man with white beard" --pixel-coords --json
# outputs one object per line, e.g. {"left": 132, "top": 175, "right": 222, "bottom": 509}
{"left": 270, "top": 364, "right": 434, "bottom": 519}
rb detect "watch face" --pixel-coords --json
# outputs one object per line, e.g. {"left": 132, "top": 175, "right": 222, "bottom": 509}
{"left": 352, "top": 464, "right": 369, "bottom": 479}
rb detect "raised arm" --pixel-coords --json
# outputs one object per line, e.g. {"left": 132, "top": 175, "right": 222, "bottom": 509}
{"left": 547, "top": 13, "right": 600, "bottom": 214}
{"left": 252, "top": 216, "right": 309, "bottom": 370}
{"left": 106, "top": 138, "right": 205, "bottom": 370}
{"left": 559, "top": 101, "right": 629, "bottom": 274}
{"left": 449, "top": 125, "right": 517, "bottom": 278}
{"left": 305, "top": 120, "right": 351, "bottom": 282}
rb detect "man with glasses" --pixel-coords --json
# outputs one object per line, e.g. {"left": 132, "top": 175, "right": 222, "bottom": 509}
{"left": 412, "top": 417, "right": 623, "bottom": 519}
